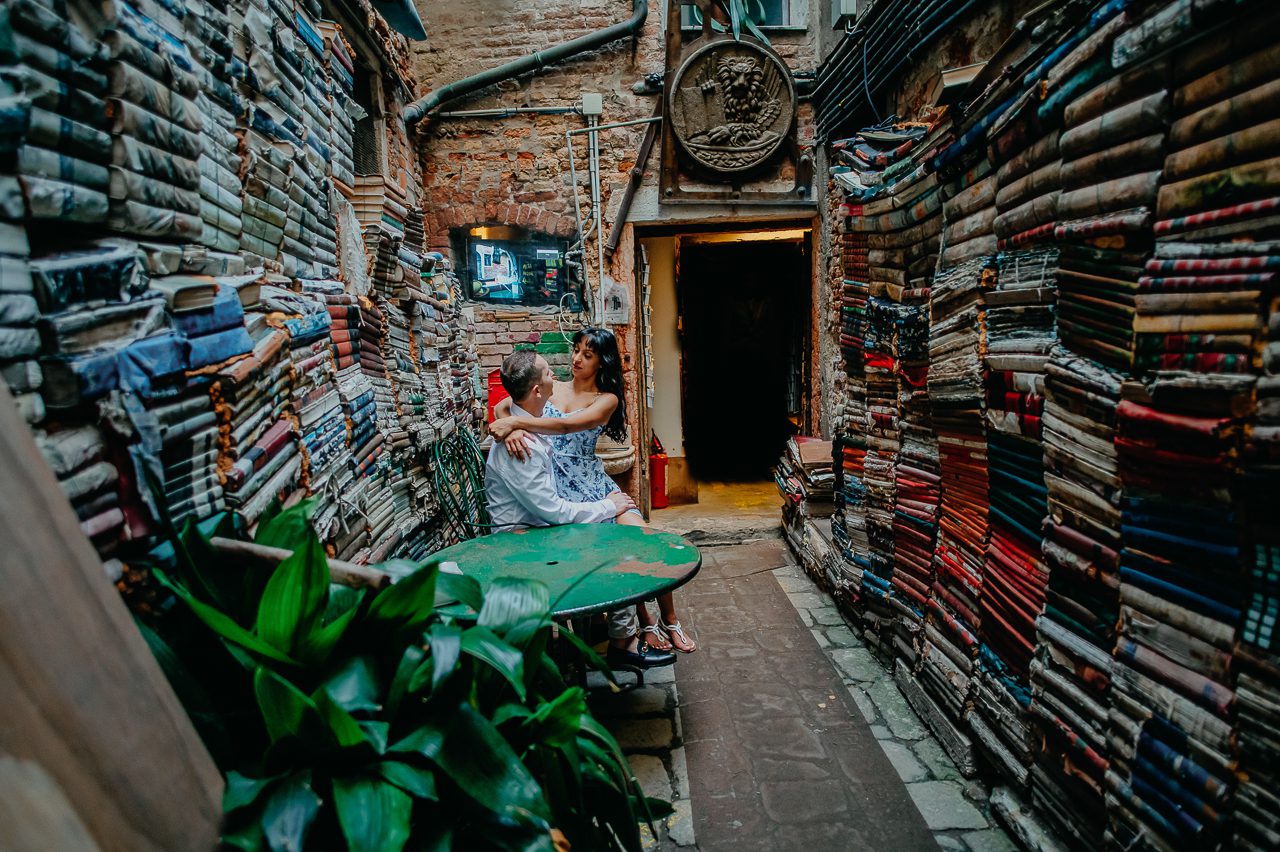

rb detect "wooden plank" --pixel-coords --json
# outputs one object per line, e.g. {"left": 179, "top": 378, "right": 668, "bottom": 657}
{"left": 0, "top": 380, "right": 223, "bottom": 851}
{"left": 0, "top": 757, "right": 100, "bottom": 852}
{"left": 211, "top": 536, "right": 393, "bottom": 589}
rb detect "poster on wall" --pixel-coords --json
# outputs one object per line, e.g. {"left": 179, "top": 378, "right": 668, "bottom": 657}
{"left": 601, "top": 273, "right": 631, "bottom": 326}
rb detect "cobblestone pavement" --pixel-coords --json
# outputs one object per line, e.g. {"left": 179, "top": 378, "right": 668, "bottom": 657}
{"left": 592, "top": 535, "right": 1020, "bottom": 851}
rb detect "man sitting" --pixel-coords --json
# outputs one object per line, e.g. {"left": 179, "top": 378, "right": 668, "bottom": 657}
{"left": 485, "top": 350, "right": 675, "bottom": 669}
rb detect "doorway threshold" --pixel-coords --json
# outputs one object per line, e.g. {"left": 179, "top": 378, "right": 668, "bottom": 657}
{"left": 649, "top": 481, "right": 782, "bottom": 545}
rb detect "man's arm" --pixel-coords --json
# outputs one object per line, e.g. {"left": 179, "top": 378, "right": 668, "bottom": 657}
{"left": 498, "top": 443, "right": 616, "bottom": 525}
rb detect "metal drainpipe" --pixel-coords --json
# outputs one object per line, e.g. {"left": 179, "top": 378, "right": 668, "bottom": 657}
{"left": 403, "top": 0, "right": 649, "bottom": 126}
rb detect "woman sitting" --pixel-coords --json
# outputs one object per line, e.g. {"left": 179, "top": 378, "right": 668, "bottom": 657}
{"left": 490, "top": 327, "right": 696, "bottom": 654}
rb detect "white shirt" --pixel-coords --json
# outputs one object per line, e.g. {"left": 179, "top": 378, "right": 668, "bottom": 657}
{"left": 485, "top": 403, "right": 615, "bottom": 531}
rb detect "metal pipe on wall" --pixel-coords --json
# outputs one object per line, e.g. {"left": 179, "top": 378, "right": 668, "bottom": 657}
{"left": 403, "top": 0, "right": 649, "bottom": 125}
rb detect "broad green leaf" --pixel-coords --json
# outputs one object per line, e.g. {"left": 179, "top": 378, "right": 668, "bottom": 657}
{"left": 222, "top": 819, "right": 266, "bottom": 851}
{"left": 255, "top": 534, "right": 329, "bottom": 654}
{"left": 641, "top": 796, "right": 676, "bottom": 820}
{"left": 436, "top": 702, "right": 550, "bottom": 826}
{"left": 254, "top": 667, "right": 317, "bottom": 743}
{"left": 224, "top": 771, "right": 282, "bottom": 813}
{"left": 478, "top": 577, "right": 550, "bottom": 637}
{"left": 358, "top": 720, "right": 390, "bottom": 754}
{"left": 390, "top": 726, "right": 444, "bottom": 760}
{"left": 387, "top": 642, "right": 426, "bottom": 718}
{"left": 378, "top": 558, "right": 422, "bottom": 582}
{"left": 729, "top": 0, "right": 741, "bottom": 41}
{"left": 436, "top": 572, "right": 483, "bottom": 611}
{"left": 366, "top": 562, "right": 438, "bottom": 636}
{"left": 296, "top": 601, "right": 359, "bottom": 664}
{"left": 460, "top": 626, "right": 526, "bottom": 701}
{"left": 155, "top": 568, "right": 297, "bottom": 665}
{"left": 578, "top": 714, "right": 631, "bottom": 772}
{"left": 321, "top": 655, "right": 381, "bottom": 713}
{"left": 491, "top": 703, "right": 532, "bottom": 727}
{"left": 135, "top": 619, "right": 231, "bottom": 757}
{"left": 521, "top": 687, "right": 586, "bottom": 749}
{"left": 332, "top": 776, "right": 412, "bottom": 852}
{"left": 313, "top": 688, "right": 366, "bottom": 748}
{"left": 502, "top": 616, "right": 552, "bottom": 650}
{"left": 426, "top": 622, "right": 462, "bottom": 693}
{"left": 175, "top": 514, "right": 242, "bottom": 616}
{"left": 323, "top": 584, "right": 364, "bottom": 623}
{"left": 254, "top": 499, "right": 316, "bottom": 549}
{"left": 260, "top": 771, "right": 320, "bottom": 852}
{"left": 377, "top": 760, "right": 438, "bottom": 800}
{"left": 556, "top": 625, "right": 617, "bottom": 685}
{"left": 255, "top": 497, "right": 284, "bottom": 537}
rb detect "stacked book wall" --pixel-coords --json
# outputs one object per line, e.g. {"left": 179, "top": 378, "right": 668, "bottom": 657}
{"left": 820, "top": 0, "right": 1280, "bottom": 845}
{"left": 832, "top": 184, "right": 871, "bottom": 601}
{"left": 0, "top": 0, "right": 482, "bottom": 570}
{"left": 833, "top": 119, "right": 942, "bottom": 660}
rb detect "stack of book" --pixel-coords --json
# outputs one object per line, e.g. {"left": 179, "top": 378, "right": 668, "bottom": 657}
{"left": 187, "top": 0, "right": 244, "bottom": 255}
{"left": 212, "top": 280, "right": 301, "bottom": 528}
{"left": 316, "top": 19, "right": 356, "bottom": 190}
{"left": 352, "top": 175, "right": 409, "bottom": 237}
{"left": 0, "top": 221, "right": 40, "bottom": 422}
{"left": 3, "top": 0, "right": 112, "bottom": 227}
{"left": 924, "top": 257, "right": 992, "bottom": 725}
{"left": 774, "top": 436, "right": 835, "bottom": 520}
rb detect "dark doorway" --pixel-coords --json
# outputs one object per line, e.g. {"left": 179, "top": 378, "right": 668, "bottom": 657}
{"left": 677, "top": 237, "right": 810, "bottom": 481}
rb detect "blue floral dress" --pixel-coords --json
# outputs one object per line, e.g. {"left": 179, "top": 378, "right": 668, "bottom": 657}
{"left": 543, "top": 401, "right": 637, "bottom": 520}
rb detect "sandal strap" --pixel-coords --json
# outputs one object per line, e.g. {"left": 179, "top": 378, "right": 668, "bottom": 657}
{"left": 641, "top": 623, "right": 672, "bottom": 647}
{"left": 662, "top": 621, "right": 691, "bottom": 643}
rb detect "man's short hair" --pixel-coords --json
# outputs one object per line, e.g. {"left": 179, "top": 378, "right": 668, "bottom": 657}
{"left": 500, "top": 350, "right": 542, "bottom": 400}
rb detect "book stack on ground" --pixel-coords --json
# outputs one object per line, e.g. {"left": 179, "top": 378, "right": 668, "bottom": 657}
{"left": 774, "top": 436, "right": 834, "bottom": 520}
{"left": 923, "top": 257, "right": 992, "bottom": 726}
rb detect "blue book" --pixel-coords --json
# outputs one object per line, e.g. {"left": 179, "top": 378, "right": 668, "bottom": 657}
{"left": 188, "top": 325, "right": 254, "bottom": 370}
{"left": 170, "top": 286, "right": 245, "bottom": 337}
{"left": 40, "top": 350, "right": 119, "bottom": 409}
{"left": 119, "top": 330, "right": 191, "bottom": 396}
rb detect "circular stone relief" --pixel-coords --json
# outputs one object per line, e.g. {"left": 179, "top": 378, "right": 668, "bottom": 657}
{"left": 668, "top": 38, "right": 797, "bottom": 175}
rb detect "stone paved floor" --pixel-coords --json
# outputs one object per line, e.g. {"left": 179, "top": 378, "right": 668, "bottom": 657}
{"left": 770, "top": 555, "right": 1019, "bottom": 852}
{"left": 594, "top": 533, "right": 1021, "bottom": 851}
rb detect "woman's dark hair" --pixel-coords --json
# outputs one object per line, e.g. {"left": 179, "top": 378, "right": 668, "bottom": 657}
{"left": 574, "top": 326, "right": 627, "bottom": 441}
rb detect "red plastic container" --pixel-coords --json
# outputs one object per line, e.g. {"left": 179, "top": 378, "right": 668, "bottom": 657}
{"left": 487, "top": 369, "right": 509, "bottom": 423}
{"left": 650, "top": 449, "right": 669, "bottom": 508}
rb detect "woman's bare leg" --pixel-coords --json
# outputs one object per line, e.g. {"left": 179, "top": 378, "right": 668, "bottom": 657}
{"left": 616, "top": 509, "right": 694, "bottom": 652}
{"left": 616, "top": 510, "right": 673, "bottom": 649}
{"left": 656, "top": 591, "right": 695, "bottom": 652}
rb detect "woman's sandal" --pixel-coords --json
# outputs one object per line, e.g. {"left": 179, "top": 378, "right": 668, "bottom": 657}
{"left": 641, "top": 623, "right": 673, "bottom": 652}
{"left": 662, "top": 621, "right": 696, "bottom": 653}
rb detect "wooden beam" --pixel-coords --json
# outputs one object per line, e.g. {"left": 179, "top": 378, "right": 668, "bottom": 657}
{"left": 210, "top": 537, "right": 393, "bottom": 589}
{"left": 0, "top": 380, "right": 223, "bottom": 850}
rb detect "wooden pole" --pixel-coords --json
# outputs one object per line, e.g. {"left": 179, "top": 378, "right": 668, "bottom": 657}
{"left": 210, "top": 536, "right": 393, "bottom": 589}
{"left": 0, "top": 381, "right": 223, "bottom": 850}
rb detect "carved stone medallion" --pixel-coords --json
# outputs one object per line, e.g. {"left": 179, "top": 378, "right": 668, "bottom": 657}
{"left": 668, "top": 38, "right": 796, "bottom": 176}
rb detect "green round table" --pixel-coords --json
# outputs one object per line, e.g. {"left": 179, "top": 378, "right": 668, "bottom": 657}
{"left": 430, "top": 524, "right": 701, "bottom": 618}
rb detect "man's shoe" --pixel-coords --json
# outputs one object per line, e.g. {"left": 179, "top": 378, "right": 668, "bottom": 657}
{"left": 607, "top": 640, "right": 676, "bottom": 669}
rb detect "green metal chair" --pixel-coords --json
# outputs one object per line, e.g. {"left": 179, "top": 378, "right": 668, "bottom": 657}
{"left": 431, "top": 427, "right": 494, "bottom": 542}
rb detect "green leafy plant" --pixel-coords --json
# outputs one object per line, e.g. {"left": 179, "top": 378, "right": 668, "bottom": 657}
{"left": 139, "top": 502, "right": 670, "bottom": 851}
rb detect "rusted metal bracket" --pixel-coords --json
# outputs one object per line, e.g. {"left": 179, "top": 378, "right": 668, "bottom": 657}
{"left": 605, "top": 100, "right": 664, "bottom": 257}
